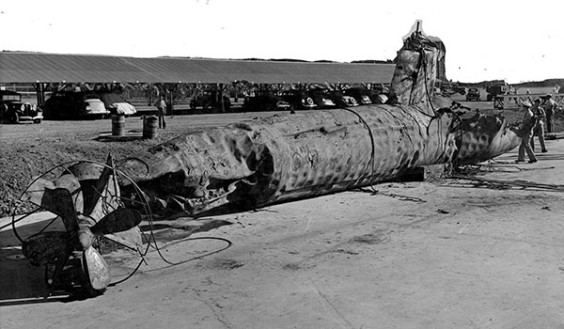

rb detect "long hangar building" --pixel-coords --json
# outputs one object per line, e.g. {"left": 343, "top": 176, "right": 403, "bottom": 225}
{"left": 0, "top": 51, "right": 396, "bottom": 110}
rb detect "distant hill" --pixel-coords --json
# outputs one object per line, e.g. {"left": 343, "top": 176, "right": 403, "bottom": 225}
{"left": 350, "top": 59, "right": 394, "bottom": 64}
{"left": 237, "top": 58, "right": 394, "bottom": 64}
{"left": 267, "top": 58, "right": 309, "bottom": 62}
{"left": 461, "top": 79, "right": 564, "bottom": 88}
{"left": 514, "top": 79, "right": 564, "bottom": 88}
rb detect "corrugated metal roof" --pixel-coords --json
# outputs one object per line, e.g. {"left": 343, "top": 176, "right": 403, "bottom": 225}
{"left": 0, "top": 52, "right": 395, "bottom": 84}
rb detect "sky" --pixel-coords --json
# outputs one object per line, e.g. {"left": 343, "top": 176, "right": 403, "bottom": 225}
{"left": 1, "top": 0, "right": 562, "bottom": 83}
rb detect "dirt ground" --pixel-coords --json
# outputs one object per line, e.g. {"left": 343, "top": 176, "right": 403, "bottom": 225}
{"left": 0, "top": 111, "right": 276, "bottom": 217}
{"left": 1, "top": 104, "right": 564, "bottom": 328}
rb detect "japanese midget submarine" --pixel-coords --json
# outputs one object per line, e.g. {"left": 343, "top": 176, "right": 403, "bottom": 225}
{"left": 123, "top": 22, "right": 521, "bottom": 218}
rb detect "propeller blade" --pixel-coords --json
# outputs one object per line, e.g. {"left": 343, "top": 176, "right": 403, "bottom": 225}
{"left": 53, "top": 174, "right": 84, "bottom": 214}
{"left": 85, "top": 157, "right": 114, "bottom": 216}
{"left": 22, "top": 177, "right": 55, "bottom": 206}
{"left": 22, "top": 174, "right": 83, "bottom": 214}
{"left": 76, "top": 209, "right": 142, "bottom": 251}
{"left": 104, "top": 227, "right": 143, "bottom": 250}
{"left": 22, "top": 174, "right": 84, "bottom": 233}
{"left": 22, "top": 231, "right": 69, "bottom": 266}
{"left": 90, "top": 208, "right": 143, "bottom": 236}
{"left": 70, "top": 156, "right": 121, "bottom": 221}
{"left": 83, "top": 246, "right": 111, "bottom": 291}
{"left": 38, "top": 188, "right": 79, "bottom": 233}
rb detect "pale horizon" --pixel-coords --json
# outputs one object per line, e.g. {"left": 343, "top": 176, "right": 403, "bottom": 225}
{"left": 1, "top": 0, "right": 562, "bottom": 84}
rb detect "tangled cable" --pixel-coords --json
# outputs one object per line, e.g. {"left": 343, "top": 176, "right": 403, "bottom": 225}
{"left": 448, "top": 174, "right": 564, "bottom": 192}
{"left": 9, "top": 159, "right": 234, "bottom": 288}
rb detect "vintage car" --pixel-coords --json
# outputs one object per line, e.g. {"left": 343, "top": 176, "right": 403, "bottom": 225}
{"left": 190, "top": 90, "right": 231, "bottom": 113}
{"left": 309, "top": 90, "right": 337, "bottom": 109}
{"left": 344, "top": 88, "right": 374, "bottom": 105}
{"left": 441, "top": 83, "right": 466, "bottom": 96}
{"left": 329, "top": 91, "right": 359, "bottom": 107}
{"left": 0, "top": 90, "right": 43, "bottom": 124}
{"left": 242, "top": 94, "right": 292, "bottom": 112}
{"left": 281, "top": 90, "right": 317, "bottom": 111}
{"left": 98, "top": 92, "right": 137, "bottom": 115}
{"left": 43, "top": 91, "right": 110, "bottom": 120}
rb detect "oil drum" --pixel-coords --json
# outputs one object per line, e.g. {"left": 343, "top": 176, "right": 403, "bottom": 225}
{"left": 143, "top": 115, "right": 158, "bottom": 139}
{"left": 111, "top": 114, "right": 125, "bottom": 136}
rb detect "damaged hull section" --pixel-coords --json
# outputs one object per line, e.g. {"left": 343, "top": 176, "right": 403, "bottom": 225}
{"left": 454, "top": 112, "right": 521, "bottom": 166}
{"left": 122, "top": 22, "right": 520, "bottom": 218}
{"left": 131, "top": 106, "right": 457, "bottom": 216}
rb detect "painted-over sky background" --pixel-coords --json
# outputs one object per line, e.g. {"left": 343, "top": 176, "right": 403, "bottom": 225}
{"left": 1, "top": 0, "right": 562, "bottom": 84}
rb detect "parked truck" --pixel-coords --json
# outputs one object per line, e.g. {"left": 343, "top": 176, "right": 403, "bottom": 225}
{"left": 485, "top": 80, "right": 508, "bottom": 101}
{"left": 434, "top": 81, "right": 466, "bottom": 97}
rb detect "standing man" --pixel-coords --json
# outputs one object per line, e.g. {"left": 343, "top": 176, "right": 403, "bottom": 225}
{"left": 530, "top": 99, "right": 547, "bottom": 153}
{"left": 155, "top": 95, "right": 167, "bottom": 129}
{"left": 525, "top": 89, "right": 533, "bottom": 104}
{"left": 542, "top": 94, "right": 556, "bottom": 133}
{"left": 516, "top": 100, "right": 538, "bottom": 163}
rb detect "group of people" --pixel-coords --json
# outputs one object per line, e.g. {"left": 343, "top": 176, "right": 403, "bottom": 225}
{"left": 517, "top": 94, "right": 557, "bottom": 163}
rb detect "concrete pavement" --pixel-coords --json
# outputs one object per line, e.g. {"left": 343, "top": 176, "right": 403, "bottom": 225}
{"left": 1, "top": 137, "right": 563, "bottom": 329}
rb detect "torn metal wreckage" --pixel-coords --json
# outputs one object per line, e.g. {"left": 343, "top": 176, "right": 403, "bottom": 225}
{"left": 121, "top": 23, "right": 520, "bottom": 218}
{"left": 13, "top": 22, "right": 522, "bottom": 298}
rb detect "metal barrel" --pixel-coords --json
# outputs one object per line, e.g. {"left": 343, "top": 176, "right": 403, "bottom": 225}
{"left": 111, "top": 114, "right": 125, "bottom": 136}
{"left": 143, "top": 115, "right": 158, "bottom": 139}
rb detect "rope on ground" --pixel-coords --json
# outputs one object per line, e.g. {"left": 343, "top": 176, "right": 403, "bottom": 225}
{"left": 355, "top": 187, "right": 427, "bottom": 203}
{"left": 456, "top": 163, "right": 555, "bottom": 174}
{"left": 449, "top": 175, "right": 564, "bottom": 192}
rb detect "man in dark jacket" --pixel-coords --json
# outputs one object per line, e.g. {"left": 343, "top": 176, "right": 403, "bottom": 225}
{"left": 542, "top": 94, "right": 557, "bottom": 133}
{"left": 530, "top": 99, "right": 547, "bottom": 153}
{"left": 516, "top": 100, "right": 538, "bottom": 163}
